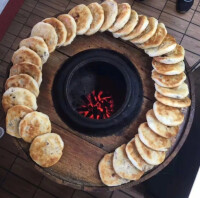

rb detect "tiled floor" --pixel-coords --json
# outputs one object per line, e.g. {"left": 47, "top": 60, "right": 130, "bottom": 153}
{"left": 0, "top": 0, "right": 200, "bottom": 197}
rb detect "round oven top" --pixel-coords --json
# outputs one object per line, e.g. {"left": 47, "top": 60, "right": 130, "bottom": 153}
{"left": 52, "top": 49, "right": 143, "bottom": 136}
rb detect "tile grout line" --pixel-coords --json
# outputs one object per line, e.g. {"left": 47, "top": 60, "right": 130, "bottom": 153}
{"left": 180, "top": 0, "right": 200, "bottom": 44}
{"left": 1, "top": 186, "right": 21, "bottom": 198}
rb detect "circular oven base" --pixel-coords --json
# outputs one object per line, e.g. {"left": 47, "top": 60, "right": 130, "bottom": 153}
{"left": 9, "top": 32, "right": 195, "bottom": 191}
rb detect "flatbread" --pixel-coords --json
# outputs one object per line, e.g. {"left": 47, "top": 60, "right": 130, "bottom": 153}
{"left": 152, "top": 69, "right": 186, "bottom": 88}
{"left": 98, "top": 153, "right": 129, "bottom": 186}
{"left": 121, "top": 15, "right": 149, "bottom": 40}
{"left": 5, "top": 74, "right": 39, "bottom": 97}
{"left": 2, "top": 87, "right": 37, "bottom": 112}
{"left": 152, "top": 59, "right": 185, "bottom": 75}
{"left": 9, "top": 62, "right": 42, "bottom": 87}
{"left": 69, "top": 4, "right": 93, "bottom": 35}
{"left": 108, "top": 3, "right": 131, "bottom": 32}
{"left": 137, "top": 23, "right": 167, "bottom": 49}
{"left": 85, "top": 3, "right": 104, "bottom": 35}
{"left": 154, "top": 44, "right": 185, "bottom": 64}
{"left": 30, "top": 133, "right": 64, "bottom": 167}
{"left": 138, "top": 122, "right": 171, "bottom": 151}
{"left": 155, "top": 91, "right": 191, "bottom": 108}
{"left": 146, "top": 109, "right": 179, "bottom": 138}
{"left": 57, "top": 14, "right": 76, "bottom": 45}
{"left": 153, "top": 101, "right": 184, "bottom": 126}
{"left": 43, "top": 17, "right": 67, "bottom": 47}
{"left": 155, "top": 82, "right": 189, "bottom": 99}
{"left": 131, "top": 17, "right": 158, "bottom": 44}
{"left": 19, "top": 36, "right": 49, "bottom": 64}
{"left": 113, "top": 144, "right": 144, "bottom": 180}
{"left": 31, "top": 22, "right": 58, "bottom": 53}
{"left": 6, "top": 105, "right": 33, "bottom": 138}
{"left": 145, "top": 34, "right": 177, "bottom": 57}
{"left": 135, "top": 134, "right": 166, "bottom": 165}
{"left": 113, "top": 10, "right": 138, "bottom": 38}
{"left": 12, "top": 46, "right": 42, "bottom": 68}
{"left": 19, "top": 111, "right": 51, "bottom": 143}
{"left": 100, "top": 0, "right": 118, "bottom": 32}
{"left": 126, "top": 138, "right": 154, "bottom": 172}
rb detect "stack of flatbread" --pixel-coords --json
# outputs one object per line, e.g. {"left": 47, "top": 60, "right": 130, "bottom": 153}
{"left": 1, "top": 0, "right": 191, "bottom": 177}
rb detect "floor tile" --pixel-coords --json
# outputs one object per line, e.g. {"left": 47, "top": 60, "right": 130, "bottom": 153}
{"left": 26, "top": 13, "right": 43, "bottom": 28}
{"left": 0, "top": 134, "right": 19, "bottom": 155}
{"left": 181, "top": 35, "right": 200, "bottom": 55}
{"left": 2, "top": 173, "right": 37, "bottom": 198}
{"left": 197, "top": 4, "right": 200, "bottom": 11}
{"left": 132, "top": 1, "right": 161, "bottom": 19}
{"left": 0, "top": 188, "right": 17, "bottom": 198}
{"left": 0, "top": 45, "right": 9, "bottom": 60}
{"left": 72, "top": 190, "right": 94, "bottom": 198}
{"left": 167, "top": 27, "right": 184, "bottom": 44}
{"left": 0, "top": 168, "right": 8, "bottom": 184}
{"left": 0, "top": 61, "right": 10, "bottom": 78}
{"left": 0, "top": 76, "right": 4, "bottom": 91}
{"left": 40, "top": 177, "right": 74, "bottom": 198}
{"left": 111, "top": 191, "right": 131, "bottom": 198}
{"left": 66, "top": 1, "right": 78, "bottom": 11}
{"left": 0, "top": 33, "right": 16, "bottom": 49}
{"left": 121, "top": 185, "right": 146, "bottom": 198}
{"left": 159, "top": 12, "right": 189, "bottom": 33}
{"left": 142, "top": 0, "right": 167, "bottom": 10}
{"left": 163, "top": 1, "right": 194, "bottom": 21}
{"left": 11, "top": 158, "right": 43, "bottom": 186}
{"left": 88, "top": 190, "right": 112, "bottom": 198}
{"left": 186, "top": 23, "right": 200, "bottom": 40}
{"left": 170, "top": 0, "right": 200, "bottom": 10}
{"left": 0, "top": 148, "right": 16, "bottom": 169}
{"left": 3, "top": 49, "right": 14, "bottom": 63}
{"left": 192, "top": 11, "right": 200, "bottom": 26}
{"left": 39, "top": 0, "right": 70, "bottom": 11}
{"left": 32, "top": 2, "right": 61, "bottom": 18}
{"left": 19, "top": 25, "right": 32, "bottom": 38}
{"left": 185, "top": 50, "right": 200, "bottom": 67}
{"left": 15, "top": 8, "right": 30, "bottom": 24}
{"left": 21, "top": 0, "right": 38, "bottom": 12}
{"left": 71, "top": 0, "right": 102, "bottom": 5}
{"left": 7, "top": 21, "right": 23, "bottom": 36}
{"left": 34, "top": 189, "right": 56, "bottom": 198}
{"left": 11, "top": 37, "right": 21, "bottom": 50}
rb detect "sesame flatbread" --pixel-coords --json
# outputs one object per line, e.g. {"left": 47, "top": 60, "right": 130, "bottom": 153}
{"left": 155, "top": 82, "right": 189, "bottom": 99}
{"left": 137, "top": 23, "right": 167, "bottom": 49}
{"left": 69, "top": 4, "right": 93, "bottom": 35}
{"left": 19, "top": 111, "right": 51, "bottom": 143}
{"left": 152, "top": 70, "right": 186, "bottom": 88}
{"left": 152, "top": 59, "right": 185, "bottom": 75}
{"left": 154, "top": 44, "right": 185, "bottom": 64}
{"left": 109, "top": 3, "right": 131, "bottom": 32}
{"left": 6, "top": 105, "right": 33, "bottom": 138}
{"left": 30, "top": 133, "right": 64, "bottom": 167}
{"left": 31, "top": 22, "right": 58, "bottom": 53}
{"left": 5, "top": 74, "right": 39, "bottom": 97}
{"left": 153, "top": 101, "right": 184, "bottom": 126}
{"left": 131, "top": 17, "right": 158, "bottom": 44}
{"left": 146, "top": 109, "right": 179, "bottom": 138}
{"left": 122, "top": 15, "right": 149, "bottom": 40}
{"left": 2, "top": 87, "right": 37, "bottom": 112}
{"left": 19, "top": 36, "right": 49, "bottom": 64}
{"left": 85, "top": 3, "right": 104, "bottom": 35}
{"left": 12, "top": 46, "right": 42, "bottom": 68}
{"left": 135, "top": 134, "right": 166, "bottom": 165}
{"left": 113, "top": 10, "right": 138, "bottom": 38}
{"left": 57, "top": 14, "right": 77, "bottom": 45}
{"left": 138, "top": 123, "right": 171, "bottom": 151}
{"left": 155, "top": 91, "right": 191, "bottom": 108}
{"left": 126, "top": 138, "right": 154, "bottom": 172}
{"left": 145, "top": 34, "right": 177, "bottom": 57}
{"left": 43, "top": 17, "right": 67, "bottom": 47}
{"left": 113, "top": 144, "right": 144, "bottom": 180}
{"left": 98, "top": 153, "right": 129, "bottom": 186}
{"left": 100, "top": 0, "right": 118, "bottom": 32}
{"left": 9, "top": 62, "right": 42, "bottom": 87}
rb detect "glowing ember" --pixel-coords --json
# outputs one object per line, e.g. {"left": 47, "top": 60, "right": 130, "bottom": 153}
{"left": 77, "top": 90, "right": 114, "bottom": 119}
